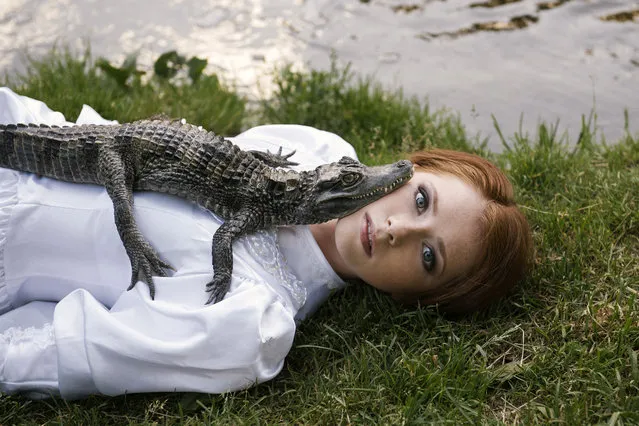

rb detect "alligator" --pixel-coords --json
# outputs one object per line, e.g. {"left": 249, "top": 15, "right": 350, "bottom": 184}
{"left": 0, "top": 119, "right": 413, "bottom": 303}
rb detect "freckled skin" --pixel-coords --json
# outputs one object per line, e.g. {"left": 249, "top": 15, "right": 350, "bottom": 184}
{"left": 333, "top": 171, "right": 486, "bottom": 300}
{"left": 0, "top": 120, "right": 413, "bottom": 303}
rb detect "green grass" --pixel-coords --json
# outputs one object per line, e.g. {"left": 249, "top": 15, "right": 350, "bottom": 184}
{"left": 3, "top": 48, "right": 246, "bottom": 135}
{"left": 1, "top": 49, "right": 638, "bottom": 425}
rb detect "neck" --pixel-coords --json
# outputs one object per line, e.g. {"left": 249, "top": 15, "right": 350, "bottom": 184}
{"left": 309, "top": 220, "right": 357, "bottom": 280}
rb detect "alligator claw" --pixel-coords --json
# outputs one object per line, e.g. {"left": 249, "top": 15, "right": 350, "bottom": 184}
{"left": 125, "top": 234, "right": 174, "bottom": 300}
{"left": 271, "top": 147, "right": 298, "bottom": 166}
{"left": 205, "top": 273, "right": 232, "bottom": 304}
{"left": 248, "top": 147, "right": 298, "bottom": 168}
{"left": 273, "top": 146, "right": 296, "bottom": 161}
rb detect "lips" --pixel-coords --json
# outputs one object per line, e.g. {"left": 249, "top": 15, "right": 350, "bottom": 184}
{"left": 360, "top": 213, "right": 373, "bottom": 257}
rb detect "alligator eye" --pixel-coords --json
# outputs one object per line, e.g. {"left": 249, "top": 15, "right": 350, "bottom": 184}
{"left": 342, "top": 173, "right": 359, "bottom": 185}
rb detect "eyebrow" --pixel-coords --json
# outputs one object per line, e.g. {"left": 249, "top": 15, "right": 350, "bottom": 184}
{"left": 437, "top": 236, "right": 447, "bottom": 277}
{"left": 430, "top": 184, "right": 446, "bottom": 276}
{"left": 431, "top": 182, "right": 439, "bottom": 215}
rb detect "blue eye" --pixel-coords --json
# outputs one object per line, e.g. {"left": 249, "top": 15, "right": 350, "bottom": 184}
{"left": 422, "top": 246, "right": 436, "bottom": 271}
{"left": 415, "top": 187, "right": 428, "bottom": 211}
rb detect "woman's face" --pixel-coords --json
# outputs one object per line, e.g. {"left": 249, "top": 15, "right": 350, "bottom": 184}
{"left": 334, "top": 170, "right": 486, "bottom": 299}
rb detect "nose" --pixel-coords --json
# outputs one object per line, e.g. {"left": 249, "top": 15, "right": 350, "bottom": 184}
{"left": 385, "top": 215, "right": 424, "bottom": 246}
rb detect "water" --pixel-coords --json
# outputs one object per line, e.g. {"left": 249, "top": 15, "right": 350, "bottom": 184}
{"left": 1, "top": 0, "right": 637, "bottom": 149}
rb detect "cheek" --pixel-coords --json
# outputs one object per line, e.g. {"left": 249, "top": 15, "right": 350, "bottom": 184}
{"left": 360, "top": 251, "right": 421, "bottom": 291}
{"left": 333, "top": 215, "right": 359, "bottom": 259}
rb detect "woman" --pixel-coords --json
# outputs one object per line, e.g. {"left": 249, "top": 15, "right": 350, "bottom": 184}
{"left": 0, "top": 88, "right": 532, "bottom": 399}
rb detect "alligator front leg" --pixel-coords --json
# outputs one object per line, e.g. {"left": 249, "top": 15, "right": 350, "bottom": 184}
{"left": 98, "top": 148, "right": 174, "bottom": 299}
{"left": 206, "top": 209, "right": 259, "bottom": 304}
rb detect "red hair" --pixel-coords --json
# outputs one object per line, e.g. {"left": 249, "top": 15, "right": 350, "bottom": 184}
{"left": 406, "top": 149, "right": 533, "bottom": 314}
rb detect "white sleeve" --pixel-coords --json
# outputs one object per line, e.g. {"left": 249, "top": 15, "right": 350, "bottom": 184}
{"left": 0, "top": 302, "right": 59, "bottom": 399}
{"left": 0, "top": 87, "right": 116, "bottom": 126}
{"left": 0, "top": 87, "right": 70, "bottom": 126}
{"left": 0, "top": 281, "right": 295, "bottom": 399}
{"left": 54, "top": 282, "right": 295, "bottom": 399}
{"left": 230, "top": 124, "right": 359, "bottom": 169}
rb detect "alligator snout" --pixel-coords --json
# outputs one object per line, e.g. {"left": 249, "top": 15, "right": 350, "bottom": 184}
{"left": 395, "top": 159, "right": 412, "bottom": 169}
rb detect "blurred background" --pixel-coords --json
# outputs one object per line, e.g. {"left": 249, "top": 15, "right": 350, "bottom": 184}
{"left": 0, "top": 0, "right": 637, "bottom": 150}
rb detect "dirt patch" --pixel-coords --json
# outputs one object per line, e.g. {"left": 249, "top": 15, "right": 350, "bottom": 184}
{"left": 470, "top": 0, "right": 523, "bottom": 9}
{"left": 600, "top": 9, "right": 639, "bottom": 23}
{"left": 420, "top": 14, "right": 538, "bottom": 39}
{"left": 392, "top": 4, "right": 422, "bottom": 13}
{"left": 536, "top": 0, "right": 572, "bottom": 12}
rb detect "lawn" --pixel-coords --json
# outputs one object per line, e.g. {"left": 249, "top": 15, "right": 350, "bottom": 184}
{"left": 1, "top": 48, "right": 638, "bottom": 425}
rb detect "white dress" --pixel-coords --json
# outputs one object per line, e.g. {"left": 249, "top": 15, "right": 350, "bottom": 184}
{"left": 0, "top": 88, "right": 355, "bottom": 399}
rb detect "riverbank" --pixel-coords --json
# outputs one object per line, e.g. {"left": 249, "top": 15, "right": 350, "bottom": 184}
{"left": 1, "top": 0, "right": 638, "bottom": 149}
{"left": 1, "top": 50, "right": 638, "bottom": 424}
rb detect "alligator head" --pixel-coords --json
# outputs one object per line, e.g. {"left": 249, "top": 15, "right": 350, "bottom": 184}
{"left": 295, "top": 156, "right": 414, "bottom": 223}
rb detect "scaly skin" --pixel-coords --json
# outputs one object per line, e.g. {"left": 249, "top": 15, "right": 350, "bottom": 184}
{"left": 0, "top": 119, "right": 413, "bottom": 303}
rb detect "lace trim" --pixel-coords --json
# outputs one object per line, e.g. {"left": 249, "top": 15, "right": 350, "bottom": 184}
{"left": 0, "top": 170, "right": 19, "bottom": 314}
{"left": 241, "top": 230, "right": 307, "bottom": 311}
{"left": 0, "top": 323, "right": 55, "bottom": 351}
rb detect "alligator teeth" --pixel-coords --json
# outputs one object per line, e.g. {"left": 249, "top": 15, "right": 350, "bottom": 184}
{"left": 350, "top": 175, "right": 410, "bottom": 199}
